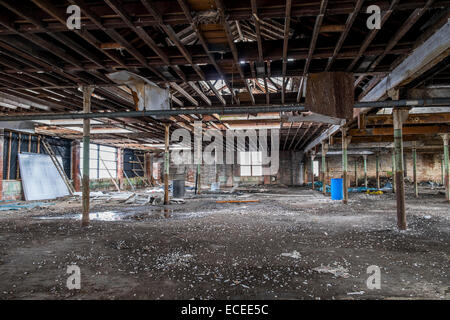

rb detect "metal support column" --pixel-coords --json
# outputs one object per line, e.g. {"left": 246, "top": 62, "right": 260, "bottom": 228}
{"left": 363, "top": 155, "right": 368, "bottom": 189}
{"left": 196, "top": 163, "right": 201, "bottom": 194}
{"left": 392, "top": 152, "right": 396, "bottom": 193}
{"left": 393, "top": 108, "right": 409, "bottom": 230}
{"left": 0, "top": 129, "right": 4, "bottom": 201}
{"left": 441, "top": 134, "right": 449, "bottom": 202}
{"left": 412, "top": 142, "right": 418, "bottom": 198}
{"left": 354, "top": 159, "right": 358, "bottom": 187}
{"left": 164, "top": 124, "right": 170, "bottom": 205}
{"left": 341, "top": 128, "right": 349, "bottom": 204}
{"left": 321, "top": 142, "right": 328, "bottom": 195}
{"left": 81, "top": 86, "right": 94, "bottom": 227}
{"left": 310, "top": 152, "right": 316, "bottom": 190}
{"left": 376, "top": 153, "right": 380, "bottom": 190}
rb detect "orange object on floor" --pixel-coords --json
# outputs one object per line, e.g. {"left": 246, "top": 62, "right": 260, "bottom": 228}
{"left": 216, "top": 200, "right": 260, "bottom": 204}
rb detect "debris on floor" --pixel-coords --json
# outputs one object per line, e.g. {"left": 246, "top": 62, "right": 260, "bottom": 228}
{"left": 281, "top": 251, "right": 301, "bottom": 259}
{"left": 0, "top": 201, "right": 55, "bottom": 211}
{"left": 312, "top": 265, "right": 351, "bottom": 278}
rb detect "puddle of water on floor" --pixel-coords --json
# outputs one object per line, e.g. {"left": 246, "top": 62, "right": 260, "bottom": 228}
{"left": 37, "top": 208, "right": 217, "bottom": 222}
{"left": 36, "top": 211, "right": 133, "bottom": 221}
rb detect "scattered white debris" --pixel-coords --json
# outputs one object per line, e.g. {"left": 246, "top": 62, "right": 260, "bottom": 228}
{"left": 281, "top": 251, "right": 301, "bottom": 259}
{"left": 155, "top": 252, "right": 194, "bottom": 270}
{"left": 347, "top": 291, "right": 365, "bottom": 295}
{"left": 313, "top": 265, "right": 350, "bottom": 278}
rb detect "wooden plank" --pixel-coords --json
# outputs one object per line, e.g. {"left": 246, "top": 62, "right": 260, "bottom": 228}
{"left": 362, "top": 20, "right": 450, "bottom": 102}
{"left": 349, "top": 125, "right": 450, "bottom": 136}
{"left": 367, "top": 113, "right": 450, "bottom": 125}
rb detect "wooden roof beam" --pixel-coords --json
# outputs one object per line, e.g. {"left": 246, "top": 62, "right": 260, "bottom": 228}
{"left": 370, "top": 0, "right": 435, "bottom": 74}
{"left": 37, "top": 0, "right": 129, "bottom": 69}
{"left": 297, "top": 123, "right": 324, "bottom": 150}
{"left": 281, "top": 0, "right": 292, "bottom": 104}
{"left": 326, "top": 0, "right": 364, "bottom": 71}
{"left": 170, "top": 82, "right": 198, "bottom": 106}
{"left": 215, "top": 0, "right": 254, "bottom": 105}
{"left": 177, "top": 0, "right": 237, "bottom": 104}
{"left": 188, "top": 81, "right": 211, "bottom": 106}
{"left": 293, "top": 122, "right": 313, "bottom": 150}
{"left": 346, "top": 0, "right": 400, "bottom": 71}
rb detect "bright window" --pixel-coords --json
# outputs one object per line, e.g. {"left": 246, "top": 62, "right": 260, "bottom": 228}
{"left": 80, "top": 144, "right": 117, "bottom": 179}
{"left": 240, "top": 151, "right": 262, "bottom": 177}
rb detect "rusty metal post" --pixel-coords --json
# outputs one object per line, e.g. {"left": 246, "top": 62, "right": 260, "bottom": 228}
{"left": 441, "top": 134, "right": 449, "bottom": 202}
{"left": 164, "top": 123, "right": 170, "bottom": 205}
{"left": 442, "top": 156, "right": 445, "bottom": 186}
{"left": 354, "top": 158, "right": 358, "bottom": 187}
{"left": 412, "top": 142, "right": 418, "bottom": 198}
{"left": 363, "top": 155, "right": 368, "bottom": 189}
{"left": 321, "top": 142, "right": 328, "bottom": 195}
{"left": 82, "top": 86, "right": 94, "bottom": 227}
{"left": 393, "top": 108, "right": 409, "bottom": 230}
{"left": 341, "top": 128, "right": 349, "bottom": 204}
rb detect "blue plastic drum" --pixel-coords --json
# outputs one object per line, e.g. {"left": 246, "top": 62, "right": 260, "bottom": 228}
{"left": 331, "top": 178, "right": 343, "bottom": 200}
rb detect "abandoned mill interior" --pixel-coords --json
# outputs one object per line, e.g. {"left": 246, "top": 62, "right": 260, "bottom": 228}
{"left": 0, "top": 0, "right": 448, "bottom": 303}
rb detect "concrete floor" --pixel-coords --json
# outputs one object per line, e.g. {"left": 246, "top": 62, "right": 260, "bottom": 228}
{"left": 0, "top": 185, "right": 448, "bottom": 300}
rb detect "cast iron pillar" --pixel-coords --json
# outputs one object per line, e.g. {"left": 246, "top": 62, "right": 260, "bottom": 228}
{"left": 393, "top": 108, "right": 409, "bottom": 230}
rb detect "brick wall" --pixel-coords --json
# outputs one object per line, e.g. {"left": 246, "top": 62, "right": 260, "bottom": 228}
{"left": 314, "top": 150, "right": 445, "bottom": 186}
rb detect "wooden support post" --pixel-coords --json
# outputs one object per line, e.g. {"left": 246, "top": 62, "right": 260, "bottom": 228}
{"left": 117, "top": 148, "right": 124, "bottom": 190}
{"left": 164, "top": 123, "right": 170, "bottom": 205}
{"left": 441, "top": 134, "right": 449, "bottom": 202}
{"left": 71, "top": 141, "right": 81, "bottom": 192}
{"left": 341, "top": 128, "right": 349, "bottom": 204}
{"left": 16, "top": 133, "right": 21, "bottom": 179}
{"left": 393, "top": 108, "right": 409, "bottom": 230}
{"left": 321, "top": 142, "right": 328, "bottom": 195}
{"left": 376, "top": 153, "right": 380, "bottom": 190}
{"left": 363, "top": 155, "right": 368, "bottom": 189}
{"left": 354, "top": 159, "right": 358, "bottom": 187}
{"left": 412, "top": 142, "right": 418, "bottom": 198}
{"left": 0, "top": 129, "right": 4, "bottom": 201}
{"left": 144, "top": 152, "right": 153, "bottom": 186}
{"left": 82, "top": 86, "right": 94, "bottom": 227}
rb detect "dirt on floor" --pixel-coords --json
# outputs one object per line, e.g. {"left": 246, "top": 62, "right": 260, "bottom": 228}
{"left": 0, "top": 185, "right": 448, "bottom": 300}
